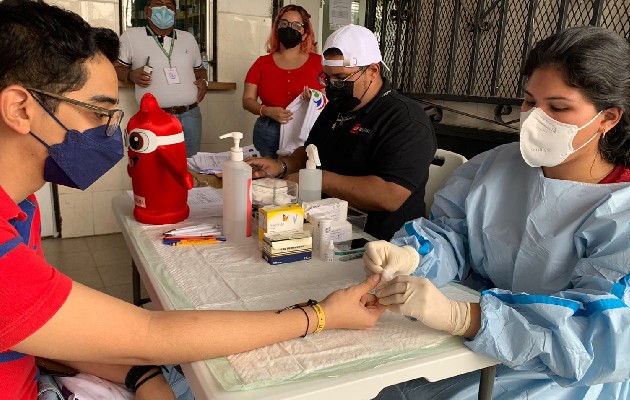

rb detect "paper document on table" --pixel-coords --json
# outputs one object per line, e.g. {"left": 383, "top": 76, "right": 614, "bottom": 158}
{"left": 126, "top": 187, "right": 223, "bottom": 218}
{"left": 187, "top": 187, "right": 223, "bottom": 218}
{"left": 187, "top": 145, "right": 260, "bottom": 174}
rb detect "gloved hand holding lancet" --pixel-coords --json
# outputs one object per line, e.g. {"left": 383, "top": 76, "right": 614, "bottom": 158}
{"left": 363, "top": 240, "right": 420, "bottom": 285}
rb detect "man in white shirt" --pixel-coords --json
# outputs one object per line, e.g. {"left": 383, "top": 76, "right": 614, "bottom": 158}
{"left": 114, "top": 0, "right": 208, "bottom": 156}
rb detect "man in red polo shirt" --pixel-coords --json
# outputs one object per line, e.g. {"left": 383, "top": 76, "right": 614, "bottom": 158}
{"left": 0, "top": 5, "right": 385, "bottom": 398}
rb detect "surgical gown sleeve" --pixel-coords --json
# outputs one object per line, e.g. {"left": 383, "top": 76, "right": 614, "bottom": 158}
{"left": 391, "top": 144, "right": 630, "bottom": 387}
{"left": 389, "top": 150, "right": 488, "bottom": 287}
{"left": 468, "top": 206, "right": 630, "bottom": 387}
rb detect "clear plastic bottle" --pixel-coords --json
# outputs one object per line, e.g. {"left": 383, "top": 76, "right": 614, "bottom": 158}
{"left": 299, "top": 144, "right": 322, "bottom": 202}
{"left": 219, "top": 132, "right": 252, "bottom": 244}
{"left": 325, "top": 239, "right": 335, "bottom": 263}
{"left": 319, "top": 218, "right": 331, "bottom": 260}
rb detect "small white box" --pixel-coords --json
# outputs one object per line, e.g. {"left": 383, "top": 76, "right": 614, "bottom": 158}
{"left": 302, "top": 198, "right": 348, "bottom": 222}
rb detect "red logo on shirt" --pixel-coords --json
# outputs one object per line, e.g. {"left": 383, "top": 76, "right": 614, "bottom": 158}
{"left": 350, "top": 124, "right": 361, "bottom": 134}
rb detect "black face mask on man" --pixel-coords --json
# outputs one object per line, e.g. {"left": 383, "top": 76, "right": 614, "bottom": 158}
{"left": 277, "top": 27, "right": 302, "bottom": 49}
{"left": 326, "top": 68, "right": 372, "bottom": 113}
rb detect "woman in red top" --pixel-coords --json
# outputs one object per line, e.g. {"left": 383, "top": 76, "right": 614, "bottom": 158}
{"left": 242, "top": 5, "right": 324, "bottom": 157}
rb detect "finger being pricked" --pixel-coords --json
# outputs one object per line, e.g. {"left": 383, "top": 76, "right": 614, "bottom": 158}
{"left": 360, "top": 293, "right": 385, "bottom": 309}
{"left": 321, "top": 275, "right": 386, "bottom": 330}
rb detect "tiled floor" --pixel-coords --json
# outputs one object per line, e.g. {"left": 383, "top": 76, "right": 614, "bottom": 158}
{"left": 41, "top": 233, "right": 147, "bottom": 303}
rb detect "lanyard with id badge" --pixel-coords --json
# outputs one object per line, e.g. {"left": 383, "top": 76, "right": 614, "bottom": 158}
{"left": 149, "top": 29, "right": 180, "bottom": 84}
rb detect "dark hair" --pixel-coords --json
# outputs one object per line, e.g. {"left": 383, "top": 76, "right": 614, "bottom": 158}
{"left": 0, "top": 0, "right": 120, "bottom": 110}
{"left": 323, "top": 48, "right": 344, "bottom": 58}
{"left": 523, "top": 26, "right": 630, "bottom": 166}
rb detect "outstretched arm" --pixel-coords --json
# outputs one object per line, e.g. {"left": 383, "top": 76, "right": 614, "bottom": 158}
{"left": 13, "top": 275, "right": 385, "bottom": 366}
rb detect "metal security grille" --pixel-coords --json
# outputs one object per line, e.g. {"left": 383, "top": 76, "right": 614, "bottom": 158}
{"left": 366, "top": 0, "right": 630, "bottom": 105}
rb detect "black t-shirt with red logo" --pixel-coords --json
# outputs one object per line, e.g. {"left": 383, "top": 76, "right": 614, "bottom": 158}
{"left": 306, "top": 78, "right": 436, "bottom": 240}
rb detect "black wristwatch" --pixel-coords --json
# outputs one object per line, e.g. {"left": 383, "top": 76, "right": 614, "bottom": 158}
{"left": 277, "top": 158, "right": 288, "bottom": 178}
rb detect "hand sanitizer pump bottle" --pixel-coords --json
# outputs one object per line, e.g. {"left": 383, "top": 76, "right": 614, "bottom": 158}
{"left": 219, "top": 132, "right": 252, "bottom": 244}
{"left": 298, "top": 144, "right": 322, "bottom": 202}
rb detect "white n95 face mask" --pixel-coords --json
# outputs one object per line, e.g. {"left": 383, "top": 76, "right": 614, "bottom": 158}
{"left": 519, "top": 107, "right": 602, "bottom": 167}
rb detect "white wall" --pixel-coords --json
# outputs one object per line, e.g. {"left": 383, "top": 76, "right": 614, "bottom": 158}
{"left": 200, "top": 0, "right": 273, "bottom": 154}
{"left": 35, "top": 183, "right": 56, "bottom": 237}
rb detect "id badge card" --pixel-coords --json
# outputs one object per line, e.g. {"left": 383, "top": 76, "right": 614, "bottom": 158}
{"left": 164, "top": 67, "right": 181, "bottom": 84}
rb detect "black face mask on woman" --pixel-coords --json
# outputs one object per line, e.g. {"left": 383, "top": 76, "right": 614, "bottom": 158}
{"left": 278, "top": 27, "right": 302, "bottom": 49}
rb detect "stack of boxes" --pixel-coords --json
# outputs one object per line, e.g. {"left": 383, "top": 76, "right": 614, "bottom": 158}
{"left": 261, "top": 230, "right": 312, "bottom": 265}
{"left": 257, "top": 198, "right": 368, "bottom": 265}
{"left": 258, "top": 204, "right": 312, "bottom": 264}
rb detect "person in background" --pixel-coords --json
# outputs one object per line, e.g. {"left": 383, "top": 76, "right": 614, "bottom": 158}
{"left": 115, "top": 0, "right": 207, "bottom": 157}
{"left": 248, "top": 25, "right": 436, "bottom": 240}
{"left": 242, "top": 5, "right": 324, "bottom": 157}
{"left": 366, "top": 26, "right": 630, "bottom": 399}
{"left": 0, "top": 2, "right": 386, "bottom": 399}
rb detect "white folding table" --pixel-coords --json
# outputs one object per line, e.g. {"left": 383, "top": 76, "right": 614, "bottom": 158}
{"left": 112, "top": 194, "right": 498, "bottom": 400}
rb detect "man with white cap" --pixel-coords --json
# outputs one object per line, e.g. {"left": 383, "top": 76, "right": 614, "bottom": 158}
{"left": 114, "top": 0, "right": 208, "bottom": 157}
{"left": 249, "top": 24, "right": 436, "bottom": 240}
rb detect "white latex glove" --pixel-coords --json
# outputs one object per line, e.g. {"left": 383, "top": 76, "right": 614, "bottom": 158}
{"left": 363, "top": 241, "right": 420, "bottom": 283}
{"left": 376, "top": 275, "right": 471, "bottom": 335}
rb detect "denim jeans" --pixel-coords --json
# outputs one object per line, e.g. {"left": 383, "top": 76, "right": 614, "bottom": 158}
{"left": 38, "top": 375, "right": 64, "bottom": 400}
{"left": 162, "top": 364, "right": 195, "bottom": 400}
{"left": 253, "top": 116, "right": 280, "bottom": 158}
{"left": 175, "top": 106, "right": 202, "bottom": 157}
{"left": 38, "top": 365, "right": 195, "bottom": 400}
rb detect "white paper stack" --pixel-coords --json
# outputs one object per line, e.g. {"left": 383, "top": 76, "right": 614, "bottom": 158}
{"left": 187, "top": 145, "right": 260, "bottom": 174}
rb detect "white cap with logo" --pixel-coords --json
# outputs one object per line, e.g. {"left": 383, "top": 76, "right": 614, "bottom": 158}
{"left": 322, "top": 24, "right": 387, "bottom": 69}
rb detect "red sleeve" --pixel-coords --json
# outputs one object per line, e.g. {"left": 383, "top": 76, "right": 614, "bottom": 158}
{"left": 244, "top": 57, "right": 263, "bottom": 85}
{"left": 306, "top": 53, "right": 325, "bottom": 90}
{"left": 0, "top": 236, "right": 72, "bottom": 351}
{"left": 599, "top": 165, "right": 630, "bottom": 183}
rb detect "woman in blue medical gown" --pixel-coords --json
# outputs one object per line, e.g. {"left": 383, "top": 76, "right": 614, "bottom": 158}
{"left": 369, "top": 26, "right": 630, "bottom": 399}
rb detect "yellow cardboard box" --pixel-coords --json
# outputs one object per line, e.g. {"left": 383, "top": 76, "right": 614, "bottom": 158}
{"left": 258, "top": 203, "right": 304, "bottom": 242}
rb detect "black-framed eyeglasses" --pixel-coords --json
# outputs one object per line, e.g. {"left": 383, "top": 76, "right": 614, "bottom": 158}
{"left": 278, "top": 19, "right": 305, "bottom": 31}
{"left": 26, "top": 87, "right": 124, "bottom": 137}
{"left": 318, "top": 66, "right": 368, "bottom": 89}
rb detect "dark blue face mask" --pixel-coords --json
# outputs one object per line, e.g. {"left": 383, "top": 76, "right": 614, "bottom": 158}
{"left": 30, "top": 101, "right": 124, "bottom": 190}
